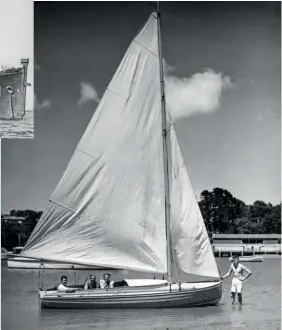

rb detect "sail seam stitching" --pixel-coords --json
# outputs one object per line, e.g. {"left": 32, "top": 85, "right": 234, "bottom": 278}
{"left": 76, "top": 147, "right": 98, "bottom": 160}
{"left": 133, "top": 39, "right": 158, "bottom": 57}
{"left": 106, "top": 87, "right": 128, "bottom": 101}
{"left": 107, "top": 83, "right": 154, "bottom": 104}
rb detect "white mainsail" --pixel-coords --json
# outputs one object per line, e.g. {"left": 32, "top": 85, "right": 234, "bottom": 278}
{"left": 170, "top": 126, "right": 219, "bottom": 279}
{"left": 22, "top": 13, "right": 167, "bottom": 274}
{"left": 22, "top": 12, "right": 218, "bottom": 280}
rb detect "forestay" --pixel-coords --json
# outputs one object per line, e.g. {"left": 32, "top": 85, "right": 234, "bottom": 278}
{"left": 170, "top": 126, "right": 220, "bottom": 279}
{"left": 22, "top": 13, "right": 167, "bottom": 274}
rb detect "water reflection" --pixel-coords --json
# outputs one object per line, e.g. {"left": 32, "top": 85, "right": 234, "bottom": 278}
{"left": 2, "top": 258, "right": 281, "bottom": 330}
{"left": 39, "top": 304, "right": 225, "bottom": 329}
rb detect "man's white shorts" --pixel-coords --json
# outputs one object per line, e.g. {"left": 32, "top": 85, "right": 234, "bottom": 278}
{"left": 231, "top": 278, "right": 243, "bottom": 293}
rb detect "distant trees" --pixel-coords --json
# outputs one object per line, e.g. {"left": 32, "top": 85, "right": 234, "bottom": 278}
{"left": 199, "top": 188, "right": 281, "bottom": 236}
{"left": 1, "top": 209, "right": 42, "bottom": 250}
{"left": 1, "top": 188, "right": 281, "bottom": 250}
{"left": 199, "top": 188, "right": 245, "bottom": 235}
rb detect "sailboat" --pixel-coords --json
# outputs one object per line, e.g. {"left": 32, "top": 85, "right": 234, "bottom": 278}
{"left": 229, "top": 255, "right": 263, "bottom": 262}
{"left": 0, "top": 59, "right": 30, "bottom": 120}
{"left": 20, "top": 9, "right": 222, "bottom": 309}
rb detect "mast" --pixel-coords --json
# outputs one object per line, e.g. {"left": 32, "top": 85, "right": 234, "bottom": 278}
{"left": 156, "top": 2, "right": 172, "bottom": 284}
{"left": 21, "top": 58, "right": 29, "bottom": 118}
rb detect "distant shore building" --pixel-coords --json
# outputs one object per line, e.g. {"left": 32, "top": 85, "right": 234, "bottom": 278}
{"left": 212, "top": 234, "right": 281, "bottom": 256}
{"left": 1, "top": 214, "right": 27, "bottom": 248}
{"left": 1, "top": 214, "right": 25, "bottom": 225}
{"left": 0, "top": 59, "right": 30, "bottom": 120}
{"left": 212, "top": 233, "right": 281, "bottom": 245}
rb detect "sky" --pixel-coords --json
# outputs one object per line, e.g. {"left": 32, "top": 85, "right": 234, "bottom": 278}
{"left": 0, "top": 0, "right": 34, "bottom": 111}
{"left": 1, "top": 1, "right": 281, "bottom": 213}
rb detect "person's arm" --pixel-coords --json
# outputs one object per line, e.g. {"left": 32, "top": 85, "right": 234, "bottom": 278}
{"left": 84, "top": 279, "right": 89, "bottom": 290}
{"left": 221, "top": 266, "right": 233, "bottom": 280}
{"left": 241, "top": 265, "right": 252, "bottom": 280}
{"left": 57, "top": 284, "right": 75, "bottom": 292}
{"left": 57, "top": 284, "right": 67, "bottom": 291}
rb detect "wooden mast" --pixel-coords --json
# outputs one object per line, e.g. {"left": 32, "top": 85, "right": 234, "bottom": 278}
{"left": 156, "top": 2, "right": 172, "bottom": 285}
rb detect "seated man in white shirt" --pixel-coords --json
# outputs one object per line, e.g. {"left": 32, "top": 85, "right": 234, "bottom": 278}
{"left": 99, "top": 273, "right": 114, "bottom": 289}
{"left": 57, "top": 275, "right": 69, "bottom": 291}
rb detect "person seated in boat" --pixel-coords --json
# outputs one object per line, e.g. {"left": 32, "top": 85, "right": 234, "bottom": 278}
{"left": 84, "top": 274, "right": 98, "bottom": 289}
{"left": 57, "top": 275, "right": 69, "bottom": 291}
{"left": 99, "top": 273, "right": 114, "bottom": 289}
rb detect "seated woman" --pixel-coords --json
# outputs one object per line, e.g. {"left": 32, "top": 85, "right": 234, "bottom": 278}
{"left": 84, "top": 274, "right": 98, "bottom": 289}
{"left": 99, "top": 273, "right": 114, "bottom": 289}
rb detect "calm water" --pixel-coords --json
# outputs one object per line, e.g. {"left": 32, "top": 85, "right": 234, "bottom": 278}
{"left": 1, "top": 257, "right": 281, "bottom": 330}
{"left": 0, "top": 110, "right": 34, "bottom": 138}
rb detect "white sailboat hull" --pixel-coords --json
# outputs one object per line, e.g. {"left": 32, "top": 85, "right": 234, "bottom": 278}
{"left": 229, "top": 255, "right": 263, "bottom": 262}
{"left": 39, "top": 281, "right": 222, "bottom": 309}
{"left": 7, "top": 256, "right": 107, "bottom": 270}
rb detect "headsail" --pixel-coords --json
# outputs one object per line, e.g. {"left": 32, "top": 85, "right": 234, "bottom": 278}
{"left": 170, "top": 126, "right": 219, "bottom": 279}
{"left": 22, "top": 13, "right": 167, "bottom": 274}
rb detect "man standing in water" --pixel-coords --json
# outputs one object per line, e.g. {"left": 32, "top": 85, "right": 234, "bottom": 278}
{"left": 221, "top": 256, "right": 252, "bottom": 305}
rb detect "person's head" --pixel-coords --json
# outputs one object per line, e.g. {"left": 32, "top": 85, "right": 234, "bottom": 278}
{"left": 103, "top": 273, "right": 111, "bottom": 281}
{"left": 89, "top": 274, "right": 96, "bottom": 281}
{"left": 233, "top": 256, "right": 239, "bottom": 266}
{"left": 61, "top": 275, "right": 68, "bottom": 285}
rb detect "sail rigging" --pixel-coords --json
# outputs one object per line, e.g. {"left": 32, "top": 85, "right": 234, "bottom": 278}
{"left": 156, "top": 6, "right": 173, "bottom": 282}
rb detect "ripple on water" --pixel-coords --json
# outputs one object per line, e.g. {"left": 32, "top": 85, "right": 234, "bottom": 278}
{"left": 1, "top": 244, "right": 281, "bottom": 329}
{"left": 0, "top": 111, "right": 34, "bottom": 138}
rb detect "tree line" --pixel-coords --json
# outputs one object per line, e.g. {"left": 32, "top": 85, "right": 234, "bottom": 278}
{"left": 199, "top": 188, "right": 281, "bottom": 236}
{"left": 1, "top": 187, "right": 281, "bottom": 250}
{"left": 1, "top": 210, "right": 43, "bottom": 250}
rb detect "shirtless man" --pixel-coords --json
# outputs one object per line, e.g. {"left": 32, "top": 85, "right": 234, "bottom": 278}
{"left": 221, "top": 256, "right": 252, "bottom": 305}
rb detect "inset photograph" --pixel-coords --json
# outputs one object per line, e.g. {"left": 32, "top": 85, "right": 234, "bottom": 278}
{"left": 0, "top": 0, "right": 33, "bottom": 138}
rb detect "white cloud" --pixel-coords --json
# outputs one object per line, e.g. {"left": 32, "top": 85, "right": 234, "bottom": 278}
{"left": 257, "top": 109, "right": 277, "bottom": 121}
{"left": 163, "top": 58, "right": 174, "bottom": 75}
{"left": 39, "top": 100, "right": 51, "bottom": 108}
{"left": 34, "top": 94, "right": 51, "bottom": 110}
{"left": 257, "top": 115, "right": 263, "bottom": 121}
{"left": 35, "top": 62, "right": 41, "bottom": 71}
{"left": 164, "top": 64, "right": 234, "bottom": 120}
{"left": 78, "top": 82, "right": 99, "bottom": 107}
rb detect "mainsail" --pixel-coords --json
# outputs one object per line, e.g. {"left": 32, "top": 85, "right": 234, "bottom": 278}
{"left": 22, "top": 12, "right": 219, "bottom": 280}
{"left": 170, "top": 126, "right": 219, "bottom": 278}
{"left": 22, "top": 13, "right": 167, "bottom": 274}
